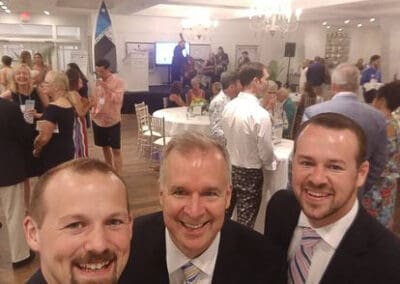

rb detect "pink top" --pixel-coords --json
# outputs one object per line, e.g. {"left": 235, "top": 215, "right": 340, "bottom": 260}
{"left": 91, "top": 74, "right": 125, "bottom": 127}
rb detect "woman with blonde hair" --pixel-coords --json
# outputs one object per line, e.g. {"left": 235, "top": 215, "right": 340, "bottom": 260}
{"left": 33, "top": 71, "right": 75, "bottom": 173}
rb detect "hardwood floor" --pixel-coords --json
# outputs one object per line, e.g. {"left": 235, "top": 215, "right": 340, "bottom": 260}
{"left": 0, "top": 114, "right": 399, "bottom": 283}
{"left": 0, "top": 114, "right": 161, "bottom": 284}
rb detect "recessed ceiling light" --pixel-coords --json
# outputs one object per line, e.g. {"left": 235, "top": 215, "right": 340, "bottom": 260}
{"left": 327, "top": 25, "right": 331, "bottom": 29}
{"left": 338, "top": 28, "right": 343, "bottom": 31}
{"left": 344, "top": 19, "right": 350, "bottom": 24}
{"left": 5, "top": 9, "right": 10, "bottom": 14}
{"left": 370, "top": 18, "right": 376, "bottom": 22}
{"left": 0, "top": 1, "right": 4, "bottom": 5}
{"left": 357, "top": 23, "right": 363, "bottom": 28}
{"left": 44, "top": 10, "right": 50, "bottom": 15}
{"left": 1, "top": 5, "right": 7, "bottom": 10}
{"left": 322, "top": 21, "right": 327, "bottom": 26}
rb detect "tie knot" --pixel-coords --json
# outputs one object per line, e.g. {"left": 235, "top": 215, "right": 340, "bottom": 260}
{"left": 301, "top": 227, "right": 321, "bottom": 248}
{"left": 182, "top": 261, "right": 201, "bottom": 284}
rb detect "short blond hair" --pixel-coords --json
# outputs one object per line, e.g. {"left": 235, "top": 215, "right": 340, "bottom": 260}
{"left": 159, "top": 132, "right": 232, "bottom": 186}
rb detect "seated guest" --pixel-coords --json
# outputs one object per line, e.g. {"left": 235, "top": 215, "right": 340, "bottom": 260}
{"left": 24, "top": 158, "right": 133, "bottom": 283}
{"left": 265, "top": 113, "right": 400, "bottom": 284}
{"left": 210, "top": 81, "right": 222, "bottom": 99}
{"left": 187, "top": 77, "right": 205, "bottom": 105}
{"left": 119, "top": 132, "right": 286, "bottom": 284}
{"left": 168, "top": 81, "right": 186, "bottom": 107}
{"left": 33, "top": 71, "right": 75, "bottom": 174}
{"left": 276, "top": 88, "right": 296, "bottom": 138}
{"left": 363, "top": 81, "right": 400, "bottom": 229}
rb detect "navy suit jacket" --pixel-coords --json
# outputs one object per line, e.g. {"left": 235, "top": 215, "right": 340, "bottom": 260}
{"left": 303, "top": 93, "right": 387, "bottom": 195}
{"left": 264, "top": 190, "right": 400, "bottom": 284}
{"left": 119, "top": 212, "right": 286, "bottom": 284}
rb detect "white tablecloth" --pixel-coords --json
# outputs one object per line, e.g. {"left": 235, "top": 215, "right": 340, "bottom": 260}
{"left": 254, "top": 139, "right": 294, "bottom": 233}
{"left": 153, "top": 107, "right": 210, "bottom": 136}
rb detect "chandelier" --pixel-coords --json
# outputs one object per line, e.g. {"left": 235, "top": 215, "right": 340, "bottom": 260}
{"left": 249, "top": 0, "right": 302, "bottom": 35}
{"left": 181, "top": 16, "right": 218, "bottom": 41}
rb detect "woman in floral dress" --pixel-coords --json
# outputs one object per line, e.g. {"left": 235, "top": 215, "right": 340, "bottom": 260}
{"left": 363, "top": 81, "right": 400, "bottom": 230}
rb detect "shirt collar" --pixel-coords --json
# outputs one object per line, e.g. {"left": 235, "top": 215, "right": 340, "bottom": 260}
{"left": 165, "top": 228, "right": 221, "bottom": 277}
{"left": 237, "top": 91, "right": 259, "bottom": 103}
{"left": 333, "top": 92, "right": 358, "bottom": 99}
{"left": 298, "top": 199, "right": 359, "bottom": 249}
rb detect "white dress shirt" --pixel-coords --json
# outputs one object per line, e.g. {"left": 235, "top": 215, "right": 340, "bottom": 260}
{"left": 288, "top": 200, "right": 359, "bottom": 284}
{"left": 209, "top": 90, "right": 231, "bottom": 144}
{"left": 166, "top": 229, "right": 220, "bottom": 284}
{"left": 221, "top": 92, "right": 276, "bottom": 170}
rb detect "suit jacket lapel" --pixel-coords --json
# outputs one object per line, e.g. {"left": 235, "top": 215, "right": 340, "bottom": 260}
{"left": 320, "top": 207, "right": 370, "bottom": 284}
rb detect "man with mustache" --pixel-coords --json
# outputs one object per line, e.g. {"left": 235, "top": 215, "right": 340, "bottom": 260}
{"left": 264, "top": 113, "right": 400, "bottom": 284}
{"left": 119, "top": 132, "right": 286, "bottom": 283}
{"left": 24, "top": 158, "right": 133, "bottom": 284}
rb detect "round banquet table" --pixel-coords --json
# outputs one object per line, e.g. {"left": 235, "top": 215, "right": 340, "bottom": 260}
{"left": 152, "top": 107, "right": 210, "bottom": 136}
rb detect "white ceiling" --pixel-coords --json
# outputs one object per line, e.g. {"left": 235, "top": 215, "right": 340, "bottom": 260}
{"left": 1, "top": 0, "right": 400, "bottom": 24}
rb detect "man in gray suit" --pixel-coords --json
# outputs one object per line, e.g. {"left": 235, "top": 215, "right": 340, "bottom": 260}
{"left": 303, "top": 63, "right": 387, "bottom": 196}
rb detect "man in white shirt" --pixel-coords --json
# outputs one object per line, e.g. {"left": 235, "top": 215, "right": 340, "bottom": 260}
{"left": 265, "top": 113, "right": 400, "bottom": 284}
{"left": 221, "top": 62, "right": 276, "bottom": 228}
{"left": 209, "top": 71, "right": 240, "bottom": 145}
{"left": 120, "top": 132, "right": 286, "bottom": 284}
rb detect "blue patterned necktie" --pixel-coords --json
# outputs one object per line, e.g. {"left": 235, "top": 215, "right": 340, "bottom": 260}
{"left": 181, "top": 261, "right": 201, "bottom": 284}
{"left": 289, "top": 227, "right": 321, "bottom": 284}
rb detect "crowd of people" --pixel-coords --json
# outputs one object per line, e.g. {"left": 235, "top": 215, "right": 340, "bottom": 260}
{"left": 1, "top": 45, "right": 400, "bottom": 284}
{"left": 0, "top": 50, "right": 126, "bottom": 269}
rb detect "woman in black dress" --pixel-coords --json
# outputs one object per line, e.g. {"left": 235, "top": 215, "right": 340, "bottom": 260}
{"left": 33, "top": 71, "right": 75, "bottom": 173}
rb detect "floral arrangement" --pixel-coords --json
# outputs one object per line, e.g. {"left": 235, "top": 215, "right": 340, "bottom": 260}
{"left": 188, "top": 98, "right": 208, "bottom": 115}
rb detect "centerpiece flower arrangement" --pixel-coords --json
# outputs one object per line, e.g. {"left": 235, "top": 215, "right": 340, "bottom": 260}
{"left": 189, "top": 97, "right": 208, "bottom": 115}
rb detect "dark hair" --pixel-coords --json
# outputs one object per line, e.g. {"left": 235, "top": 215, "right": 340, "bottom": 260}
{"left": 28, "top": 158, "right": 129, "bottom": 227}
{"left": 1, "top": 55, "right": 12, "bottom": 66}
{"left": 68, "top": 62, "right": 88, "bottom": 83}
{"left": 294, "top": 113, "right": 367, "bottom": 167}
{"left": 370, "top": 54, "right": 380, "bottom": 63}
{"left": 95, "top": 59, "right": 110, "bottom": 69}
{"left": 275, "top": 80, "right": 282, "bottom": 89}
{"left": 238, "top": 62, "right": 265, "bottom": 88}
{"left": 170, "top": 81, "right": 182, "bottom": 94}
{"left": 220, "top": 71, "right": 238, "bottom": 90}
{"left": 376, "top": 81, "right": 400, "bottom": 111}
{"left": 65, "top": 68, "right": 80, "bottom": 91}
{"left": 363, "top": 89, "right": 378, "bottom": 104}
{"left": 242, "top": 51, "right": 248, "bottom": 56}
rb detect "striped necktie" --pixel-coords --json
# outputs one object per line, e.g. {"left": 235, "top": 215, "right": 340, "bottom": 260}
{"left": 289, "top": 227, "right": 321, "bottom": 284}
{"left": 182, "top": 261, "right": 201, "bottom": 284}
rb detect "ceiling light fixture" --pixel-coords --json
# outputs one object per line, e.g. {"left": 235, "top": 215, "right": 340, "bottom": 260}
{"left": 181, "top": 11, "right": 218, "bottom": 41}
{"left": 248, "top": 0, "right": 302, "bottom": 35}
{"left": 344, "top": 19, "right": 350, "bottom": 24}
{"left": 44, "top": 10, "right": 50, "bottom": 15}
{"left": 0, "top": 1, "right": 4, "bottom": 5}
{"left": 326, "top": 25, "right": 331, "bottom": 29}
{"left": 357, "top": 23, "right": 363, "bottom": 28}
{"left": 370, "top": 18, "right": 375, "bottom": 22}
{"left": 1, "top": 5, "right": 7, "bottom": 10}
{"left": 322, "top": 21, "right": 327, "bottom": 26}
{"left": 338, "top": 28, "right": 343, "bottom": 31}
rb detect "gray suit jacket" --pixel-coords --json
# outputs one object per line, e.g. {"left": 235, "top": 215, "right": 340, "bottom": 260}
{"left": 303, "top": 92, "right": 387, "bottom": 195}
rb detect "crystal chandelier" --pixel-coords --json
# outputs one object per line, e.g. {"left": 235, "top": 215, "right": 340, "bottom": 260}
{"left": 181, "top": 17, "right": 218, "bottom": 41}
{"left": 249, "top": 0, "right": 302, "bottom": 35}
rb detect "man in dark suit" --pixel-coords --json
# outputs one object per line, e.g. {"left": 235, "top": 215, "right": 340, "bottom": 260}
{"left": 0, "top": 98, "right": 32, "bottom": 268}
{"left": 120, "top": 132, "right": 286, "bottom": 284}
{"left": 303, "top": 62, "right": 387, "bottom": 196}
{"left": 265, "top": 113, "right": 400, "bottom": 284}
